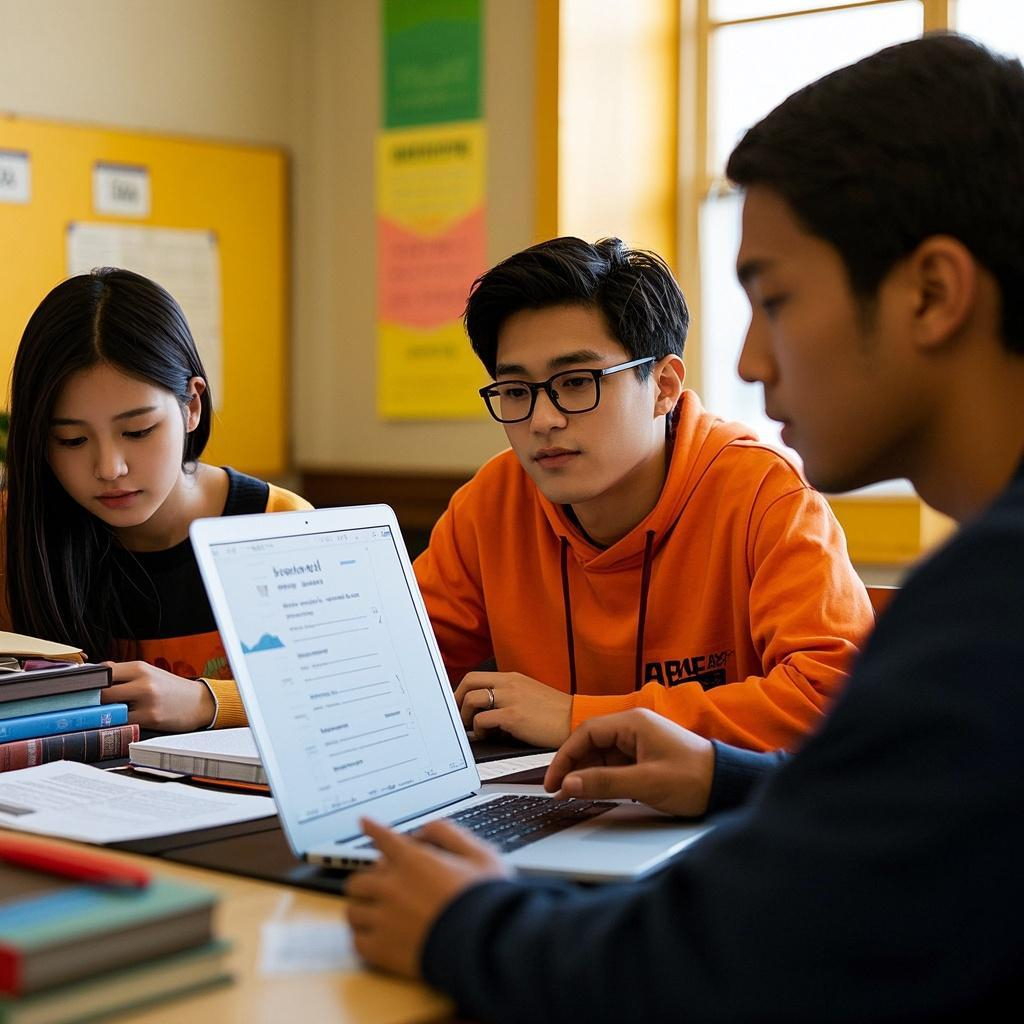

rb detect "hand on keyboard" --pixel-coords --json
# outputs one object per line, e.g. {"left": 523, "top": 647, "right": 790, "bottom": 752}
{"left": 346, "top": 815, "right": 509, "bottom": 981}
{"left": 545, "top": 709, "right": 715, "bottom": 817}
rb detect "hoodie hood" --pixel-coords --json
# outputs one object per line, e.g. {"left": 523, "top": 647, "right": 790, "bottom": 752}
{"left": 536, "top": 390, "right": 756, "bottom": 572}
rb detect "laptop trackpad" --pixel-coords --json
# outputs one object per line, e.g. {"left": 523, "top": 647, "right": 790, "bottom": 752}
{"left": 583, "top": 816, "right": 701, "bottom": 846}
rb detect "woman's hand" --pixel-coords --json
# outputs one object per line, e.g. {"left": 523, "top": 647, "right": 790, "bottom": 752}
{"left": 101, "top": 661, "right": 215, "bottom": 732}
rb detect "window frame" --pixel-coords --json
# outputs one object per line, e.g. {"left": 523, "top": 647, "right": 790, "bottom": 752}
{"left": 678, "top": 0, "right": 955, "bottom": 399}
{"left": 676, "top": 0, "right": 958, "bottom": 560}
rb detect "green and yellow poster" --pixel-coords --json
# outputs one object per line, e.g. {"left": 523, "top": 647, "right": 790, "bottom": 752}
{"left": 377, "top": 0, "right": 487, "bottom": 419}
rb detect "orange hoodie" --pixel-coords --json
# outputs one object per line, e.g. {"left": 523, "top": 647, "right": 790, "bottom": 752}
{"left": 414, "top": 391, "right": 873, "bottom": 751}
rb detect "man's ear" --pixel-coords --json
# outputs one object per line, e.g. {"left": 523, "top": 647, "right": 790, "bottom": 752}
{"left": 184, "top": 376, "right": 207, "bottom": 433}
{"left": 652, "top": 354, "right": 685, "bottom": 417}
{"left": 907, "top": 236, "right": 978, "bottom": 352}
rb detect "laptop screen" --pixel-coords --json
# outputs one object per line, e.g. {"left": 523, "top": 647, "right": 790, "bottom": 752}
{"left": 206, "top": 522, "right": 470, "bottom": 842}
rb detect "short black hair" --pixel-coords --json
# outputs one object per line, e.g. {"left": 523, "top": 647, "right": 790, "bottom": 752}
{"left": 726, "top": 33, "right": 1024, "bottom": 354}
{"left": 464, "top": 236, "right": 689, "bottom": 378}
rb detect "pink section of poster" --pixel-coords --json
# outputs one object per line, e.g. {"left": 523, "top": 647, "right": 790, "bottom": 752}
{"left": 378, "top": 206, "right": 485, "bottom": 329}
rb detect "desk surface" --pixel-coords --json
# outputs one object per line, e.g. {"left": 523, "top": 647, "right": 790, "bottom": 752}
{"left": 13, "top": 834, "right": 451, "bottom": 1024}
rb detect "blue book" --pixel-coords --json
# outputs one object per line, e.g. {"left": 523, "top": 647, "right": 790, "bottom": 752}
{"left": 0, "top": 705, "right": 128, "bottom": 743}
{"left": 0, "top": 689, "right": 102, "bottom": 723}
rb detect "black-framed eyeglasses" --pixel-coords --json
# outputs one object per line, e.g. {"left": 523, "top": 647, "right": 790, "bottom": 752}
{"left": 479, "top": 356, "right": 655, "bottom": 424}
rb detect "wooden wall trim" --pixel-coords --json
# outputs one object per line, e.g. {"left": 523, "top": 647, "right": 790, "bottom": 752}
{"left": 298, "top": 469, "right": 470, "bottom": 532}
{"left": 534, "top": 0, "right": 560, "bottom": 242}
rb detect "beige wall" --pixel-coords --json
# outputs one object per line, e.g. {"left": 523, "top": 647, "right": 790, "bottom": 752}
{"left": 0, "top": 0, "right": 534, "bottom": 476}
{"left": 292, "top": 0, "right": 533, "bottom": 474}
{"left": 0, "top": 0, "right": 300, "bottom": 143}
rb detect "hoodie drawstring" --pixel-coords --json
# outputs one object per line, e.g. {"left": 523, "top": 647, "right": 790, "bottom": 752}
{"left": 560, "top": 537, "right": 577, "bottom": 695}
{"left": 634, "top": 530, "right": 656, "bottom": 691}
{"left": 560, "top": 530, "right": 656, "bottom": 695}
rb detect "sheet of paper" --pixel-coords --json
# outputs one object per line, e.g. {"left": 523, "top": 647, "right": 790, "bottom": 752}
{"left": 260, "top": 919, "right": 359, "bottom": 974}
{"left": 0, "top": 150, "right": 31, "bottom": 203}
{"left": 0, "top": 760, "right": 275, "bottom": 843}
{"left": 477, "top": 751, "right": 555, "bottom": 781}
{"left": 66, "top": 222, "right": 223, "bottom": 408}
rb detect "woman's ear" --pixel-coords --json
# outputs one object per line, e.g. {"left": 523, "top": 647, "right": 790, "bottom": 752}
{"left": 652, "top": 354, "right": 685, "bottom": 417}
{"left": 184, "top": 376, "right": 207, "bottom": 433}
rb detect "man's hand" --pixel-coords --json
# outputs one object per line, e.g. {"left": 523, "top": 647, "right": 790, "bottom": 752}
{"left": 101, "top": 661, "right": 215, "bottom": 732}
{"left": 544, "top": 709, "right": 716, "bottom": 818}
{"left": 346, "top": 817, "right": 510, "bottom": 978}
{"left": 455, "top": 671, "right": 572, "bottom": 747}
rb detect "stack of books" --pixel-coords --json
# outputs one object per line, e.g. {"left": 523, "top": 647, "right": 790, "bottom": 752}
{"left": 0, "top": 632, "right": 134, "bottom": 774}
{"left": 0, "top": 835, "right": 230, "bottom": 1021}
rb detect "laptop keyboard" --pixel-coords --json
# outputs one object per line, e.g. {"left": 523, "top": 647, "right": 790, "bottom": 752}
{"left": 449, "top": 795, "right": 617, "bottom": 852}
{"left": 359, "top": 794, "right": 617, "bottom": 854}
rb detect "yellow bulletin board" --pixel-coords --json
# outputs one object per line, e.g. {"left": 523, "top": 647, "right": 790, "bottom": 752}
{"left": 0, "top": 114, "right": 288, "bottom": 477}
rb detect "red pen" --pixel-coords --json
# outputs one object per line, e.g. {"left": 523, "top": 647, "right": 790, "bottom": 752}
{"left": 0, "top": 835, "right": 150, "bottom": 889}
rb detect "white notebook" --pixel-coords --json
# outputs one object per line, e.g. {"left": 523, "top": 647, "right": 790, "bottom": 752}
{"left": 132, "top": 727, "right": 555, "bottom": 788}
{"left": 130, "top": 727, "right": 265, "bottom": 784}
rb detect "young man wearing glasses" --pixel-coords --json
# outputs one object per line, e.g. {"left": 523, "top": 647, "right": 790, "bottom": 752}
{"left": 414, "top": 236, "right": 872, "bottom": 750}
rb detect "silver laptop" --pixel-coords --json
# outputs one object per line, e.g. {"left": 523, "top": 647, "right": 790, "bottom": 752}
{"left": 190, "top": 505, "right": 710, "bottom": 883}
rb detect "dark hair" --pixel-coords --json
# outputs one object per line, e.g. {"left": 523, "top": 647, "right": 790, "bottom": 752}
{"left": 3, "top": 267, "right": 213, "bottom": 658}
{"left": 464, "top": 236, "right": 690, "bottom": 378}
{"left": 726, "top": 33, "right": 1024, "bottom": 354}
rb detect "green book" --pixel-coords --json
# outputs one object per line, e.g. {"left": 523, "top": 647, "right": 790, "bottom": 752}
{"left": 0, "top": 691, "right": 101, "bottom": 723}
{"left": 0, "top": 940, "right": 231, "bottom": 1024}
{"left": 0, "top": 865, "right": 216, "bottom": 996}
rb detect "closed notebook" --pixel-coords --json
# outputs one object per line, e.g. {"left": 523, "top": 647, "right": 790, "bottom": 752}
{"left": 0, "top": 860, "right": 217, "bottom": 996}
{"left": 0, "top": 664, "right": 110, "bottom": 706}
{"left": 130, "top": 728, "right": 267, "bottom": 785}
{"left": 0, "top": 706, "right": 127, "bottom": 744}
{"left": 0, "top": 940, "right": 231, "bottom": 1023}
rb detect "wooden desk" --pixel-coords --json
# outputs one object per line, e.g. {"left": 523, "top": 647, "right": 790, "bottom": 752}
{"left": 12, "top": 834, "right": 452, "bottom": 1024}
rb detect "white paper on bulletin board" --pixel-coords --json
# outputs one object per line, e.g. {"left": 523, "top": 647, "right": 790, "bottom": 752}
{"left": 66, "top": 223, "right": 223, "bottom": 409}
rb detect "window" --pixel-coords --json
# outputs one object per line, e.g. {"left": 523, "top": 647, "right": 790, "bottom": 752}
{"left": 674, "top": 0, "right": 996, "bottom": 555}
{"left": 955, "top": 0, "right": 1024, "bottom": 57}
{"left": 695, "top": 1, "right": 924, "bottom": 470}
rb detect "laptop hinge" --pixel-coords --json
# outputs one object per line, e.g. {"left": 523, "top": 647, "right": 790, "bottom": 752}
{"left": 334, "top": 786, "right": 482, "bottom": 844}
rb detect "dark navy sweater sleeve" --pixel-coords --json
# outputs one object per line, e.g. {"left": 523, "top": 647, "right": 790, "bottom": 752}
{"left": 707, "top": 740, "right": 786, "bottom": 812}
{"left": 420, "top": 469, "right": 1024, "bottom": 1023}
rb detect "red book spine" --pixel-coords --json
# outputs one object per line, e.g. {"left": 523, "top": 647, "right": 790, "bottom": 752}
{"left": 0, "top": 724, "right": 139, "bottom": 772}
{"left": 0, "top": 944, "right": 21, "bottom": 996}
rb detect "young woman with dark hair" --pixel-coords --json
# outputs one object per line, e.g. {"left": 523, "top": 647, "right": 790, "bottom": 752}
{"left": 1, "top": 267, "right": 310, "bottom": 732}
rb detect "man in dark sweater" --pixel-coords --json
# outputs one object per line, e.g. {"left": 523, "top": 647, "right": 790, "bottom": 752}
{"left": 345, "top": 34, "right": 1024, "bottom": 1021}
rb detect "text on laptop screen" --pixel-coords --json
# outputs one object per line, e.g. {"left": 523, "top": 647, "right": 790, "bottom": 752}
{"left": 210, "top": 525, "right": 468, "bottom": 825}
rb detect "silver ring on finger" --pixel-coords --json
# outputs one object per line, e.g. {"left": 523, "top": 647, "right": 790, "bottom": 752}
{"left": 485, "top": 687, "right": 496, "bottom": 710}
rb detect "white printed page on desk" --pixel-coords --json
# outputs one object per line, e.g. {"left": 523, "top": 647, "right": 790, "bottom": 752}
{"left": 260, "top": 919, "right": 359, "bottom": 974}
{"left": 477, "top": 751, "right": 556, "bottom": 781}
{"left": 0, "top": 760, "right": 276, "bottom": 843}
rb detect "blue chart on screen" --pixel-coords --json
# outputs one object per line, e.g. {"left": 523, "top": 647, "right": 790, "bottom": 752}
{"left": 242, "top": 633, "right": 286, "bottom": 654}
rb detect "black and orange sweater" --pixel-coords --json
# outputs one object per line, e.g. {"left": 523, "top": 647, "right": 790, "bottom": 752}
{"left": 114, "top": 468, "right": 310, "bottom": 727}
